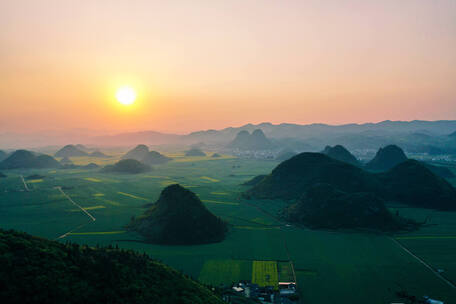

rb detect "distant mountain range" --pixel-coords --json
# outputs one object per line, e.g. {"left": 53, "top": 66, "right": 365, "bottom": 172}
{"left": 2, "top": 120, "right": 456, "bottom": 150}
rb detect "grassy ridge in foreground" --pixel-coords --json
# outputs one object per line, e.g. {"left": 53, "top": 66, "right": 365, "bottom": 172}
{"left": 0, "top": 229, "right": 224, "bottom": 304}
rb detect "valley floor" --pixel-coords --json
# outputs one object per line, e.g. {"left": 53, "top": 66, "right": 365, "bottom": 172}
{"left": 1, "top": 154, "right": 455, "bottom": 303}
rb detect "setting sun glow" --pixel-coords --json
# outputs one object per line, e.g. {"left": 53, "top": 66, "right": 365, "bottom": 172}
{"left": 116, "top": 86, "right": 136, "bottom": 105}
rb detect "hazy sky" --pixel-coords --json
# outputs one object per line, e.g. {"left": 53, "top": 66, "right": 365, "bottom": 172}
{"left": 1, "top": 0, "right": 455, "bottom": 134}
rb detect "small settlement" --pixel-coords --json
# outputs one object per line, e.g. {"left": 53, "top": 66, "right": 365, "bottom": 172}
{"left": 223, "top": 281, "right": 298, "bottom": 304}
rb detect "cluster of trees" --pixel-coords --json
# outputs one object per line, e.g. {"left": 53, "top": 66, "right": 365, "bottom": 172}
{"left": 0, "top": 229, "right": 224, "bottom": 304}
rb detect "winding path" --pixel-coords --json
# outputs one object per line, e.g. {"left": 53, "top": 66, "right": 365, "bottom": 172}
{"left": 54, "top": 186, "right": 96, "bottom": 240}
{"left": 20, "top": 175, "right": 30, "bottom": 191}
{"left": 57, "top": 186, "right": 96, "bottom": 221}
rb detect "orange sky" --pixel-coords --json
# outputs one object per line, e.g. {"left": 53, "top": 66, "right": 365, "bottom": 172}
{"left": 1, "top": 0, "right": 455, "bottom": 134}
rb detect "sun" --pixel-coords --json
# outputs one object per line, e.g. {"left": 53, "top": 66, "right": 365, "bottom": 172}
{"left": 115, "top": 86, "right": 136, "bottom": 105}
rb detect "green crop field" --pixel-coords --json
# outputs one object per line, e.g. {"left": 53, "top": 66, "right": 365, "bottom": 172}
{"left": 278, "top": 261, "right": 295, "bottom": 282}
{"left": 199, "top": 259, "right": 252, "bottom": 286}
{"left": 1, "top": 153, "right": 455, "bottom": 303}
{"left": 252, "top": 260, "right": 279, "bottom": 289}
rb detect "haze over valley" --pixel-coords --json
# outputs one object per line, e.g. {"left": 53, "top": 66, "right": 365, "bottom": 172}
{"left": 1, "top": 1, "right": 456, "bottom": 303}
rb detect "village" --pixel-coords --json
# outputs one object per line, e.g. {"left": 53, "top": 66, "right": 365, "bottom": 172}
{"left": 223, "top": 280, "right": 299, "bottom": 304}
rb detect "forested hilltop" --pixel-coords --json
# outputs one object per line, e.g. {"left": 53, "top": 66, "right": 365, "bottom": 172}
{"left": 0, "top": 229, "right": 224, "bottom": 304}
{"left": 128, "top": 184, "right": 228, "bottom": 245}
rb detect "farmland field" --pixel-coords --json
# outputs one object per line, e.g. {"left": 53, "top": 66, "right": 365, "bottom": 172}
{"left": 252, "top": 260, "right": 279, "bottom": 289}
{"left": 199, "top": 259, "right": 252, "bottom": 285}
{"left": 0, "top": 152, "right": 455, "bottom": 303}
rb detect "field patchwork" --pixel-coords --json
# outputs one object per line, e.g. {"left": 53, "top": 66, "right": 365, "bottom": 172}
{"left": 100, "top": 199, "right": 122, "bottom": 206}
{"left": 84, "top": 177, "right": 102, "bottom": 182}
{"left": 117, "top": 192, "right": 148, "bottom": 201}
{"left": 28, "top": 179, "right": 43, "bottom": 183}
{"left": 202, "top": 200, "right": 239, "bottom": 206}
{"left": 69, "top": 205, "right": 106, "bottom": 212}
{"left": 160, "top": 180, "right": 179, "bottom": 187}
{"left": 200, "top": 176, "right": 220, "bottom": 183}
{"left": 67, "top": 231, "right": 126, "bottom": 236}
{"left": 234, "top": 226, "right": 280, "bottom": 230}
{"left": 278, "top": 262, "right": 295, "bottom": 282}
{"left": 252, "top": 260, "right": 279, "bottom": 289}
{"left": 396, "top": 235, "right": 456, "bottom": 240}
{"left": 198, "top": 259, "right": 252, "bottom": 286}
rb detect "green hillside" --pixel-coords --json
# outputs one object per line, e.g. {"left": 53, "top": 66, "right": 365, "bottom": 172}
{"left": 128, "top": 184, "right": 228, "bottom": 245}
{"left": 121, "top": 144, "right": 149, "bottom": 161}
{"left": 55, "top": 145, "right": 89, "bottom": 157}
{"left": 366, "top": 145, "right": 407, "bottom": 171}
{"left": 101, "top": 159, "right": 151, "bottom": 174}
{"left": 286, "top": 183, "right": 419, "bottom": 231}
{"left": 322, "top": 145, "right": 360, "bottom": 166}
{"left": 0, "top": 150, "right": 61, "bottom": 169}
{"left": 0, "top": 229, "right": 224, "bottom": 304}
{"left": 142, "top": 151, "right": 172, "bottom": 165}
{"left": 380, "top": 160, "right": 456, "bottom": 210}
{"left": 247, "top": 153, "right": 380, "bottom": 200}
{"left": 247, "top": 152, "right": 456, "bottom": 210}
{"left": 185, "top": 148, "right": 206, "bottom": 156}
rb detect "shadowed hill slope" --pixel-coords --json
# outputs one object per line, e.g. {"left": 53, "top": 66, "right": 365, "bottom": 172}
{"left": 242, "top": 175, "right": 268, "bottom": 186}
{"left": 380, "top": 160, "right": 456, "bottom": 210}
{"left": 365, "top": 145, "right": 407, "bottom": 171}
{"left": 90, "top": 151, "right": 109, "bottom": 158}
{"left": 55, "top": 145, "right": 88, "bottom": 157}
{"left": 247, "top": 152, "right": 456, "bottom": 210}
{"left": 322, "top": 145, "right": 360, "bottom": 166}
{"left": 275, "top": 149, "right": 297, "bottom": 162}
{"left": 246, "top": 153, "right": 380, "bottom": 200}
{"left": 286, "top": 183, "right": 418, "bottom": 231}
{"left": 228, "top": 129, "right": 274, "bottom": 150}
{"left": 128, "top": 184, "right": 227, "bottom": 245}
{"left": 0, "top": 229, "right": 224, "bottom": 304}
{"left": 121, "top": 144, "right": 149, "bottom": 161}
{"left": 423, "top": 163, "right": 455, "bottom": 179}
{"left": 101, "top": 159, "right": 151, "bottom": 174}
{"left": 60, "top": 156, "right": 73, "bottom": 166}
{"left": 365, "top": 145, "right": 454, "bottom": 179}
{"left": 0, "top": 150, "right": 7, "bottom": 161}
{"left": 142, "top": 151, "right": 172, "bottom": 165}
{"left": 185, "top": 148, "right": 206, "bottom": 156}
{"left": 0, "top": 150, "right": 60, "bottom": 169}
